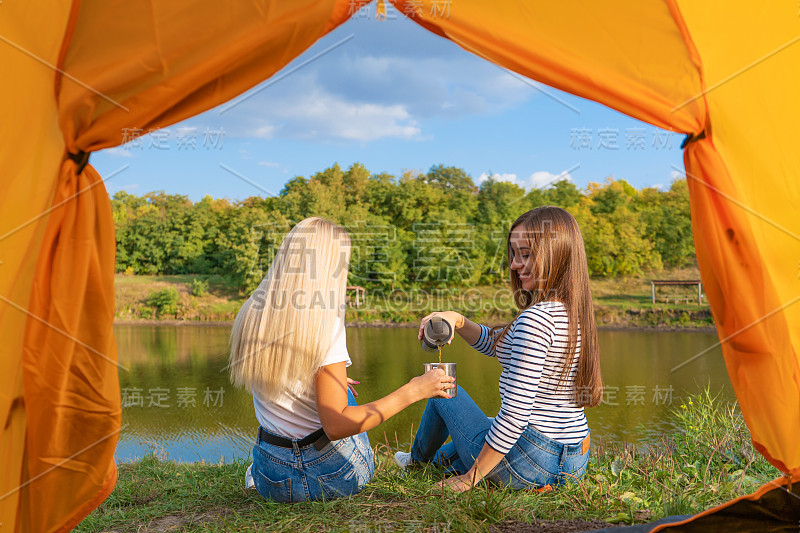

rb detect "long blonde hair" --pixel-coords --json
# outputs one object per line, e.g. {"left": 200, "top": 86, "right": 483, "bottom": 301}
{"left": 228, "top": 217, "right": 351, "bottom": 400}
{"left": 490, "top": 206, "right": 602, "bottom": 407}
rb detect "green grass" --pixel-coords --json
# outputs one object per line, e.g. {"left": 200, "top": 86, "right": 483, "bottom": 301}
{"left": 115, "top": 274, "right": 246, "bottom": 321}
{"left": 77, "top": 391, "right": 779, "bottom": 532}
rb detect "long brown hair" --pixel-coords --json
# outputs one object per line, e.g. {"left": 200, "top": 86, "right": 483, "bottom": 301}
{"left": 490, "top": 206, "right": 602, "bottom": 407}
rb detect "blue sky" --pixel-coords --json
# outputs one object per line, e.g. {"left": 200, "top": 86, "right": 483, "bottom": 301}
{"left": 94, "top": 7, "right": 686, "bottom": 203}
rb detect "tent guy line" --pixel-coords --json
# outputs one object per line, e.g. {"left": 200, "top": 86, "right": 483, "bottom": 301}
{"left": 765, "top": 476, "right": 800, "bottom": 503}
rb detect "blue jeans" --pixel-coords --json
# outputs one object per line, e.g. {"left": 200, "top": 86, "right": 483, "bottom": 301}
{"left": 251, "top": 390, "right": 374, "bottom": 502}
{"left": 410, "top": 386, "right": 589, "bottom": 489}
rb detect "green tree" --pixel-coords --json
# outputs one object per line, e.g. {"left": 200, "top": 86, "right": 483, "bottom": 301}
{"left": 386, "top": 171, "right": 437, "bottom": 227}
{"left": 109, "top": 164, "right": 696, "bottom": 292}
{"left": 573, "top": 182, "right": 662, "bottom": 277}
{"left": 344, "top": 214, "right": 408, "bottom": 292}
{"left": 343, "top": 163, "right": 370, "bottom": 207}
{"left": 279, "top": 175, "right": 310, "bottom": 221}
{"left": 424, "top": 164, "right": 476, "bottom": 192}
{"left": 306, "top": 164, "right": 346, "bottom": 221}
{"left": 545, "top": 180, "right": 582, "bottom": 208}
{"left": 636, "top": 178, "right": 695, "bottom": 268}
{"left": 477, "top": 178, "right": 526, "bottom": 228}
{"left": 212, "top": 198, "right": 288, "bottom": 292}
{"left": 364, "top": 172, "right": 396, "bottom": 218}
{"left": 589, "top": 177, "right": 637, "bottom": 215}
{"left": 146, "top": 288, "right": 180, "bottom": 318}
{"left": 423, "top": 165, "right": 478, "bottom": 219}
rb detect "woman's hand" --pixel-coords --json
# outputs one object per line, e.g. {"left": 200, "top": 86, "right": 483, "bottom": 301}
{"left": 418, "top": 311, "right": 465, "bottom": 345}
{"left": 435, "top": 445, "right": 503, "bottom": 492}
{"left": 346, "top": 377, "right": 360, "bottom": 398}
{"left": 408, "top": 368, "right": 455, "bottom": 401}
{"left": 434, "top": 472, "right": 480, "bottom": 492}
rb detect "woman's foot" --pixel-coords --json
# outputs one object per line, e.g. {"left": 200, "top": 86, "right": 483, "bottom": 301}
{"left": 393, "top": 451, "right": 413, "bottom": 470}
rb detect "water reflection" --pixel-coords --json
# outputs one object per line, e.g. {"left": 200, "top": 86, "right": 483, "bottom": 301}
{"left": 114, "top": 325, "right": 732, "bottom": 463}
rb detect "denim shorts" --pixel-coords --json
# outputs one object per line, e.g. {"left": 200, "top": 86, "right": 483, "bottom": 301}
{"left": 251, "top": 392, "right": 374, "bottom": 503}
{"left": 487, "top": 424, "right": 589, "bottom": 489}
{"left": 411, "top": 385, "right": 589, "bottom": 490}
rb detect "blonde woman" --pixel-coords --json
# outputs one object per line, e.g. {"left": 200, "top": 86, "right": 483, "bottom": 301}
{"left": 230, "top": 217, "right": 454, "bottom": 502}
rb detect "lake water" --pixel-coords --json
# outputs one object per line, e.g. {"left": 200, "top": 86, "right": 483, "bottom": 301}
{"left": 114, "top": 325, "right": 732, "bottom": 463}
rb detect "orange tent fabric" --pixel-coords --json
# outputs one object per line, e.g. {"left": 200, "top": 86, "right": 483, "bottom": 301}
{"left": 650, "top": 475, "right": 800, "bottom": 531}
{"left": 1, "top": 0, "right": 798, "bottom": 530}
{"left": 0, "top": 0, "right": 71, "bottom": 530}
{"left": 677, "top": 1, "right": 800, "bottom": 476}
{"left": 2, "top": 1, "right": 356, "bottom": 530}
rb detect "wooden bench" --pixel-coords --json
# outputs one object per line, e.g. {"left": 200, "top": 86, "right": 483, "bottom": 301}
{"left": 651, "top": 280, "right": 703, "bottom": 305}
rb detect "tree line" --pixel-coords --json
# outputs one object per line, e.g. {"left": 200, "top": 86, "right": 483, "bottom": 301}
{"left": 111, "top": 163, "right": 695, "bottom": 293}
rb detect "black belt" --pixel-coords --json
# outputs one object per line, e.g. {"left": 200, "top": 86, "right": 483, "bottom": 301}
{"left": 258, "top": 427, "right": 330, "bottom": 451}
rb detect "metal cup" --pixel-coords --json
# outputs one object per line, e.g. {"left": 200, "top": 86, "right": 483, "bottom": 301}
{"left": 423, "top": 362, "right": 457, "bottom": 398}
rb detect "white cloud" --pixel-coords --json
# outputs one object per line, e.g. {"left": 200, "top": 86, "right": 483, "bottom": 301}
{"left": 477, "top": 171, "right": 574, "bottom": 191}
{"left": 196, "top": 25, "right": 534, "bottom": 143}
{"left": 323, "top": 54, "right": 531, "bottom": 119}
{"left": 286, "top": 93, "right": 420, "bottom": 141}
{"left": 258, "top": 161, "right": 280, "bottom": 168}
{"left": 253, "top": 124, "right": 278, "bottom": 138}
{"left": 670, "top": 170, "right": 684, "bottom": 180}
{"left": 478, "top": 172, "right": 520, "bottom": 185}
{"left": 225, "top": 83, "right": 421, "bottom": 142}
{"left": 527, "top": 171, "right": 573, "bottom": 190}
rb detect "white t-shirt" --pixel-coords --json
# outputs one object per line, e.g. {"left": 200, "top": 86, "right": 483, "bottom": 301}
{"left": 252, "top": 318, "right": 351, "bottom": 438}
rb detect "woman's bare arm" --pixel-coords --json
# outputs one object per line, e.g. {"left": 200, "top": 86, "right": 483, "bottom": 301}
{"left": 438, "top": 442, "right": 505, "bottom": 491}
{"left": 315, "top": 362, "right": 454, "bottom": 440}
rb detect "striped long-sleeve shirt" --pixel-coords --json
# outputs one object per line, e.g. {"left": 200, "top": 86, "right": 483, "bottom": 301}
{"left": 470, "top": 301, "right": 589, "bottom": 454}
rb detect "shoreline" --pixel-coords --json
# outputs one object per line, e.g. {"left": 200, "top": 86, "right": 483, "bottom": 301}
{"left": 113, "top": 318, "right": 716, "bottom": 334}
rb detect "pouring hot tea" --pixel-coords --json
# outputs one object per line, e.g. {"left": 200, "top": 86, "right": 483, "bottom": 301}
{"left": 421, "top": 316, "right": 456, "bottom": 397}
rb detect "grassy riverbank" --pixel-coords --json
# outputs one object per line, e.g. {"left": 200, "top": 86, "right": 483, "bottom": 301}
{"left": 78, "top": 391, "right": 777, "bottom": 532}
{"left": 114, "top": 268, "right": 713, "bottom": 330}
